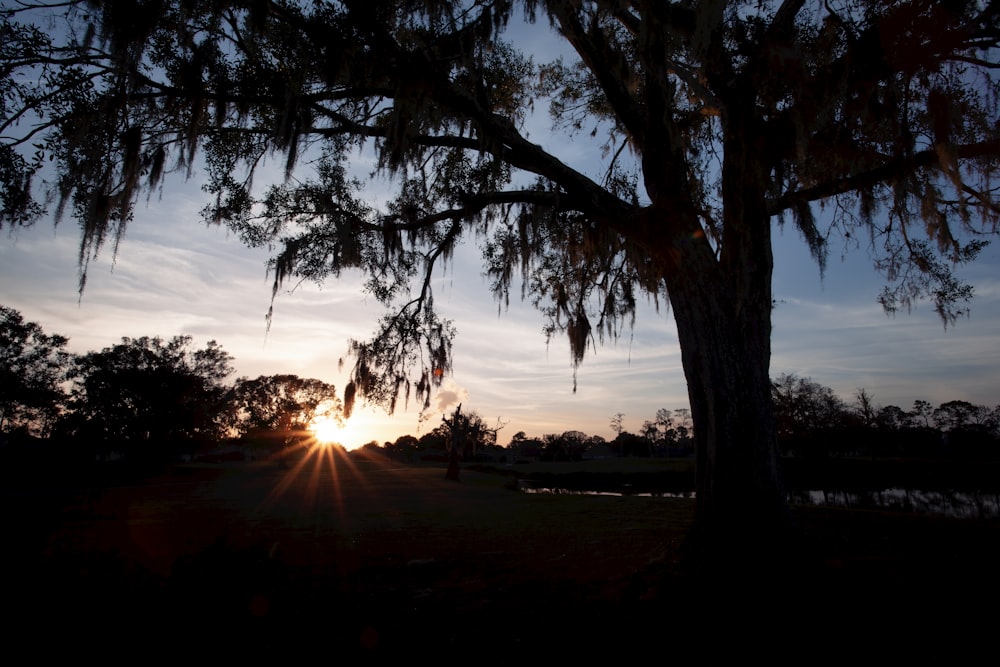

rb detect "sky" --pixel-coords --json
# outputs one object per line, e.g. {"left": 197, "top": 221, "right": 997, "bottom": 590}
{"left": 2, "top": 11, "right": 999, "bottom": 448}
{"left": 2, "top": 182, "right": 998, "bottom": 448}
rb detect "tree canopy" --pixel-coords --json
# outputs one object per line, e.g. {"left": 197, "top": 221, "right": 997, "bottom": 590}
{"left": 4, "top": 0, "right": 1000, "bottom": 559}
{"left": 225, "top": 373, "right": 341, "bottom": 442}
{"left": 61, "top": 335, "right": 234, "bottom": 458}
{"left": 0, "top": 304, "right": 69, "bottom": 435}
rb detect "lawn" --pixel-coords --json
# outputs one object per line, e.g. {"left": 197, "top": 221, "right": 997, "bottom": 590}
{"left": 5, "top": 451, "right": 999, "bottom": 661}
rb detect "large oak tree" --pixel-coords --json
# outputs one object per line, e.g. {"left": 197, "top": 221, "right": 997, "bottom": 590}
{"left": 3, "top": 1, "right": 1000, "bottom": 565}
{"left": 62, "top": 335, "right": 233, "bottom": 459}
{"left": 0, "top": 304, "right": 70, "bottom": 436}
{"left": 225, "top": 373, "right": 341, "bottom": 453}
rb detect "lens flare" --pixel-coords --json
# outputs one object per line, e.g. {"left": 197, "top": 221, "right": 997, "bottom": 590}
{"left": 310, "top": 416, "right": 344, "bottom": 445}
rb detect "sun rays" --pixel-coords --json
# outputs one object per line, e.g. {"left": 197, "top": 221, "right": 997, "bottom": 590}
{"left": 309, "top": 416, "right": 348, "bottom": 447}
{"left": 263, "top": 437, "right": 353, "bottom": 518}
{"left": 254, "top": 423, "right": 436, "bottom": 550}
{"left": 256, "top": 404, "right": 380, "bottom": 521}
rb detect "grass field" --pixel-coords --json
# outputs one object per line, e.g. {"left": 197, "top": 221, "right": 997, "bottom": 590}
{"left": 5, "top": 451, "right": 1000, "bottom": 660}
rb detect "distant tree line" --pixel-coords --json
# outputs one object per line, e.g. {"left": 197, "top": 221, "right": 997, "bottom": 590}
{"left": 366, "top": 376, "right": 1000, "bottom": 464}
{"left": 4, "top": 305, "right": 999, "bottom": 464}
{"left": 1, "top": 305, "right": 341, "bottom": 464}
{"left": 771, "top": 373, "right": 1000, "bottom": 461}
{"left": 355, "top": 408, "right": 506, "bottom": 464}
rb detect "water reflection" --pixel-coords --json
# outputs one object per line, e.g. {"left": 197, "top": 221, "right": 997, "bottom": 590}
{"left": 788, "top": 488, "right": 1000, "bottom": 520}
{"left": 518, "top": 481, "right": 1000, "bottom": 519}
{"left": 518, "top": 480, "right": 693, "bottom": 499}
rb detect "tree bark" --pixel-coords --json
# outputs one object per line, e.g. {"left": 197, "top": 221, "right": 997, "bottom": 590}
{"left": 443, "top": 404, "right": 463, "bottom": 481}
{"left": 668, "top": 263, "right": 791, "bottom": 573}
{"left": 651, "top": 113, "right": 797, "bottom": 579}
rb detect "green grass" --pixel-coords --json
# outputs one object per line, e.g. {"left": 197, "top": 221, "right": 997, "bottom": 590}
{"left": 5, "top": 452, "right": 1000, "bottom": 660}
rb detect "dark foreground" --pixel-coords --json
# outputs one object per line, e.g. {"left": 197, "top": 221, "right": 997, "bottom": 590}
{"left": 4, "top": 453, "right": 999, "bottom": 661}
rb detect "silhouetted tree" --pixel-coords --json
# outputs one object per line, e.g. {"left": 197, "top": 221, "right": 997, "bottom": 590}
{"left": 870, "top": 404, "right": 912, "bottom": 457}
{"left": 441, "top": 404, "right": 468, "bottom": 480}
{"left": 6, "top": 1, "right": 1000, "bottom": 563}
{"left": 933, "top": 400, "right": 986, "bottom": 432}
{"left": 670, "top": 409, "right": 694, "bottom": 454}
{"left": 875, "top": 405, "right": 909, "bottom": 432}
{"left": 641, "top": 407, "right": 694, "bottom": 455}
{"left": 225, "top": 374, "right": 340, "bottom": 454}
{"left": 542, "top": 429, "right": 589, "bottom": 461}
{"left": 440, "top": 404, "right": 504, "bottom": 476}
{"left": 909, "top": 400, "right": 936, "bottom": 429}
{"left": 583, "top": 434, "right": 609, "bottom": 457}
{"left": 612, "top": 431, "right": 652, "bottom": 458}
{"left": 609, "top": 413, "right": 625, "bottom": 437}
{"left": 853, "top": 389, "right": 877, "bottom": 428}
{"left": 0, "top": 305, "right": 70, "bottom": 437}
{"left": 640, "top": 419, "right": 660, "bottom": 446}
{"left": 934, "top": 400, "right": 1000, "bottom": 459}
{"left": 62, "top": 336, "right": 233, "bottom": 461}
{"left": 772, "top": 374, "right": 850, "bottom": 456}
{"left": 418, "top": 424, "right": 450, "bottom": 458}
{"left": 508, "top": 431, "right": 544, "bottom": 461}
{"left": 385, "top": 434, "right": 420, "bottom": 461}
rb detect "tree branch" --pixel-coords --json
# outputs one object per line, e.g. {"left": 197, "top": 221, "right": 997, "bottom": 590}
{"left": 547, "top": 1, "right": 648, "bottom": 148}
{"left": 768, "top": 139, "right": 1000, "bottom": 215}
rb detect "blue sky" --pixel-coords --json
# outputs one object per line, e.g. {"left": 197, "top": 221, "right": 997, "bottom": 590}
{"left": 2, "top": 8, "right": 999, "bottom": 448}
{"left": 2, "top": 180, "right": 998, "bottom": 447}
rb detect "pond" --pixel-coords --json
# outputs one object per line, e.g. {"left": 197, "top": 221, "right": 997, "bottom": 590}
{"left": 788, "top": 488, "right": 1000, "bottom": 520}
{"left": 518, "top": 480, "right": 1000, "bottom": 519}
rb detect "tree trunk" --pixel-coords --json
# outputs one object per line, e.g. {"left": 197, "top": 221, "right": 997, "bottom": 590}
{"left": 445, "top": 448, "right": 461, "bottom": 481}
{"left": 668, "top": 265, "right": 792, "bottom": 574}
{"left": 443, "top": 404, "right": 463, "bottom": 481}
{"left": 652, "top": 116, "right": 798, "bottom": 580}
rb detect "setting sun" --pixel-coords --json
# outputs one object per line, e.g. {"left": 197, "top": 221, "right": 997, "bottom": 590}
{"left": 310, "top": 416, "right": 348, "bottom": 447}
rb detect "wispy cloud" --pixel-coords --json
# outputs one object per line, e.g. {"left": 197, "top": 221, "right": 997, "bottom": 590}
{"left": 3, "top": 176, "right": 999, "bottom": 446}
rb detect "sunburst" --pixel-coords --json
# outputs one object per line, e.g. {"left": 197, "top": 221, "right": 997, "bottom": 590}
{"left": 310, "top": 416, "right": 345, "bottom": 446}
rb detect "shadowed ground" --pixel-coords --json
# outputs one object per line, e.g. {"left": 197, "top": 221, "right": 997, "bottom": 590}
{"left": 4, "top": 451, "right": 999, "bottom": 661}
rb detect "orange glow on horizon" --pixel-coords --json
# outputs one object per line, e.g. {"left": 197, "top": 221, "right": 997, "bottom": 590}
{"left": 309, "top": 416, "right": 365, "bottom": 450}
{"left": 314, "top": 405, "right": 424, "bottom": 450}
